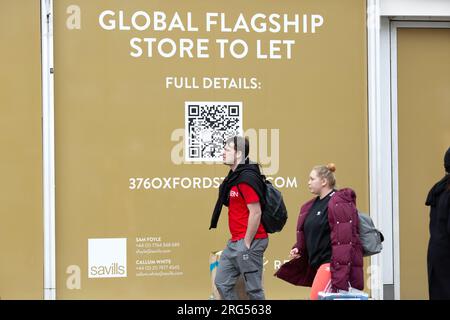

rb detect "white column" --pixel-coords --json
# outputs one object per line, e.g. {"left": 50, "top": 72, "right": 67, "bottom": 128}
{"left": 41, "top": 0, "right": 56, "bottom": 300}
{"left": 367, "top": 0, "right": 385, "bottom": 300}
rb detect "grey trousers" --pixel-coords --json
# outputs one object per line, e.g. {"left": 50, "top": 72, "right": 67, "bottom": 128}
{"left": 215, "top": 238, "right": 269, "bottom": 300}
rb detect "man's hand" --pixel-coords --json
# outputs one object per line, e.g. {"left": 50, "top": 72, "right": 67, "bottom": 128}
{"left": 244, "top": 202, "right": 262, "bottom": 249}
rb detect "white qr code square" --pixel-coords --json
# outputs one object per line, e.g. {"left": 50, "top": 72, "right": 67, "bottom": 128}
{"left": 185, "top": 102, "right": 243, "bottom": 162}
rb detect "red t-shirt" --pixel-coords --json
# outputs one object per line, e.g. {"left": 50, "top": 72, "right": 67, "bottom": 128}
{"left": 228, "top": 183, "right": 268, "bottom": 241}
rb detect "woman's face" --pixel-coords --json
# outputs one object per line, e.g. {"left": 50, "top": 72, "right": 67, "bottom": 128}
{"left": 308, "top": 170, "right": 326, "bottom": 195}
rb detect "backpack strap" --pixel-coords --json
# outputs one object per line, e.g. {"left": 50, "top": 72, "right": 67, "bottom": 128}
{"left": 236, "top": 183, "right": 266, "bottom": 210}
{"left": 236, "top": 184, "right": 247, "bottom": 203}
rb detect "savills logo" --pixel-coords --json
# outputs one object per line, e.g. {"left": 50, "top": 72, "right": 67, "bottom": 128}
{"left": 89, "top": 262, "right": 126, "bottom": 277}
{"left": 88, "top": 238, "right": 127, "bottom": 278}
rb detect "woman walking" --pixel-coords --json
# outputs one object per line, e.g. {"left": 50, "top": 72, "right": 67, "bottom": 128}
{"left": 275, "top": 164, "right": 364, "bottom": 299}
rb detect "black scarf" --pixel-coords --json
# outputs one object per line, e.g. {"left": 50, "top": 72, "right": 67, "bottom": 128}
{"left": 209, "top": 162, "right": 266, "bottom": 230}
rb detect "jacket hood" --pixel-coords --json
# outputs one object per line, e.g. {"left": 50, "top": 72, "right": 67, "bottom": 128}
{"left": 232, "top": 162, "right": 262, "bottom": 176}
{"left": 224, "top": 162, "right": 262, "bottom": 185}
{"left": 332, "top": 188, "right": 356, "bottom": 204}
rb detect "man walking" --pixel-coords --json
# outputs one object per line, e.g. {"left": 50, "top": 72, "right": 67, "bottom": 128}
{"left": 210, "top": 136, "right": 268, "bottom": 300}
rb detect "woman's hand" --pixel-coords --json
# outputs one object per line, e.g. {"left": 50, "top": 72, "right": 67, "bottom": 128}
{"left": 289, "top": 248, "right": 300, "bottom": 259}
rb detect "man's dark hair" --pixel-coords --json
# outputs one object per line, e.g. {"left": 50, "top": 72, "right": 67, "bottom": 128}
{"left": 225, "top": 136, "right": 249, "bottom": 162}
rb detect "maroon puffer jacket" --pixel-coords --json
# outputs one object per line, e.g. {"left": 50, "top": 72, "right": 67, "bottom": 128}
{"left": 275, "top": 188, "right": 364, "bottom": 291}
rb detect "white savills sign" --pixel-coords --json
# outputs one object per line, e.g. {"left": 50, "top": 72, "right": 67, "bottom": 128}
{"left": 88, "top": 238, "right": 127, "bottom": 278}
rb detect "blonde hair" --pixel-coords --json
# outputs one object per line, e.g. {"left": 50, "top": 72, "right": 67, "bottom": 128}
{"left": 313, "top": 163, "right": 337, "bottom": 189}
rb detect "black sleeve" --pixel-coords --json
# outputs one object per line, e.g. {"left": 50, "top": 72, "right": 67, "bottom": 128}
{"left": 447, "top": 200, "right": 450, "bottom": 236}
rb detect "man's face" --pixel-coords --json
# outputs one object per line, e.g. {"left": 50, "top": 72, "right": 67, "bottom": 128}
{"left": 223, "top": 142, "right": 237, "bottom": 165}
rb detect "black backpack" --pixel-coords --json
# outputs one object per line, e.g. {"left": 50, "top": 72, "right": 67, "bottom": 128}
{"left": 237, "top": 176, "right": 288, "bottom": 233}
{"left": 261, "top": 179, "right": 288, "bottom": 233}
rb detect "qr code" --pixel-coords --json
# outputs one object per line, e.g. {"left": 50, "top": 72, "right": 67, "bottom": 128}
{"left": 185, "top": 102, "right": 243, "bottom": 161}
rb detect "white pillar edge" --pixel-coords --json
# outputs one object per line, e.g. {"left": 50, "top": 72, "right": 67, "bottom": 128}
{"left": 41, "top": 0, "right": 56, "bottom": 300}
{"left": 367, "top": 0, "right": 385, "bottom": 300}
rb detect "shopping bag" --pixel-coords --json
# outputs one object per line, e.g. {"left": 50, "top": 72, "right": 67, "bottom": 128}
{"left": 209, "top": 251, "right": 248, "bottom": 300}
{"left": 318, "top": 281, "right": 369, "bottom": 300}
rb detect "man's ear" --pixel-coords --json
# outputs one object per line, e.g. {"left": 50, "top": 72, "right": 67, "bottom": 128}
{"left": 236, "top": 150, "right": 243, "bottom": 162}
